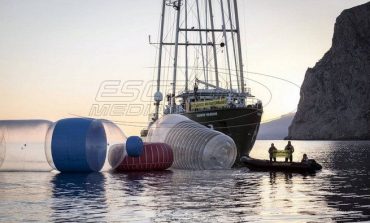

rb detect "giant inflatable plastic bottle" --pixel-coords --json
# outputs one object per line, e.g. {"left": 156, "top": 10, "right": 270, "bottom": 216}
{"left": 45, "top": 118, "right": 107, "bottom": 172}
{"left": 0, "top": 120, "right": 53, "bottom": 171}
{"left": 100, "top": 119, "right": 127, "bottom": 171}
{"left": 146, "top": 115, "right": 237, "bottom": 170}
{"left": 110, "top": 142, "right": 173, "bottom": 172}
{"left": 0, "top": 118, "right": 126, "bottom": 172}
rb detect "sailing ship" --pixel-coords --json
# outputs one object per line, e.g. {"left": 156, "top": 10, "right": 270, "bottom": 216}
{"left": 141, "top": 0, "right": 263, "bottom": 166}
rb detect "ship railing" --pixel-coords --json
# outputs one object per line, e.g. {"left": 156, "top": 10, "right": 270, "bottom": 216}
{"left": 245, "top": 98, "right": 263, "bottom": 109}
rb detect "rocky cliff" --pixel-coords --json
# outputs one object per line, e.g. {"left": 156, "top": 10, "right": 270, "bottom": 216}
{"left": 288, "top": 2, "right": 370, "bottom": 140}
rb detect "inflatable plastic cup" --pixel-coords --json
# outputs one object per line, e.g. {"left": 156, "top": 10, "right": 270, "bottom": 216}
{"left": 146, "top": 114, "right": 237, "bottom": 170}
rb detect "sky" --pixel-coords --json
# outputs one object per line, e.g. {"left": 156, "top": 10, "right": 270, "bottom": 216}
{"left": 0, "top": 0, "right": 368, "bottom": 136}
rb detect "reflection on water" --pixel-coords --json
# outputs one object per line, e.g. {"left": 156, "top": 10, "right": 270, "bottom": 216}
{"left": 0, "top": 141, "right": 369, "bottom": 222}
{"left": 251, "top": 140, "right": 370, "bottom": 222}
{"left": 51, "top": 173, "right": 107, "bottom": 222}
{"left": 324, "top": 141, "right": 370, "bottom": 221}
{"left": 0, "top": 172, "right": 52, "bottom": 222}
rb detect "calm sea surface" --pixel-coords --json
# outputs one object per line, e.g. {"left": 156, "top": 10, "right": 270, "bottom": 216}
{"left": 0, "top": 140, "right": 369, "bottom": 222}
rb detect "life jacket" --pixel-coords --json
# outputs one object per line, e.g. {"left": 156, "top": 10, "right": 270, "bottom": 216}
{"left": 285, "top": 145, "right": 294, "bottom": 153}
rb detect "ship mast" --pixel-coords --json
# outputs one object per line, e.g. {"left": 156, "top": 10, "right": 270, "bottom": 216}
{"left": 195, "top": 0, "right": 207, "bottom": 84}
{"left": 185, "top": 0, "right": 189, "bottom": 91}
{"left": 227, "top": 0, "right": 240, "bottom": 92}
{"left": 205, "top": 0, "right": 209, "bottom": 89}
{"left": 233, "top": 0, "right": 245, "bottom": 93}
{"left": 220, "top": 0, "right": 233, "bottom": 90}
{"left": 171, "top": 0, "right": 182, "bottom": 112}
{"left": 152, "top": 0, "right": 246, "bottom": 119}
{"left": 153, "top": 0, "right": 167, "bottom": 121}
{"left": 208, "top": 0, "right": 219, "bottom": 88}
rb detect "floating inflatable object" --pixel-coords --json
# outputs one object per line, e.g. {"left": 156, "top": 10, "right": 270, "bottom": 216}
{"left": 111, "top": 142, "right": 173, "bottom": 171}
{"left": 45, "top": 118, "right": 107, "bottom": 172}
{"left": 0, "top": 118, "right": 125, "bottom": 172}
{"left": 146, "top": 115, "right": 237, "bottom": 170}
{"left": 100, "top": 119, "right": 127, "bottom": 171}
{"left": 126, "top": 136, "right": 144, "bottom": 157}
{"left": 0, "top": 120, "right": 54, "bottom": 171}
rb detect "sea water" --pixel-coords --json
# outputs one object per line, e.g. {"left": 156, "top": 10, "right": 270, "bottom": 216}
{"left": 0, "top": 140, "right": 369, "bottom": 222}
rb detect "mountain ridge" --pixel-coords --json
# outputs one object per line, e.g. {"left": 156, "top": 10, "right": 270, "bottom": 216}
{"left": 257, "top": 113, "right": 295, "bottom": 140}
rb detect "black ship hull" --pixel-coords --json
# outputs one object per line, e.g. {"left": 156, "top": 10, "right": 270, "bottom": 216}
{"left": 181, "top": 107, "right": 263, "bottom": 166}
